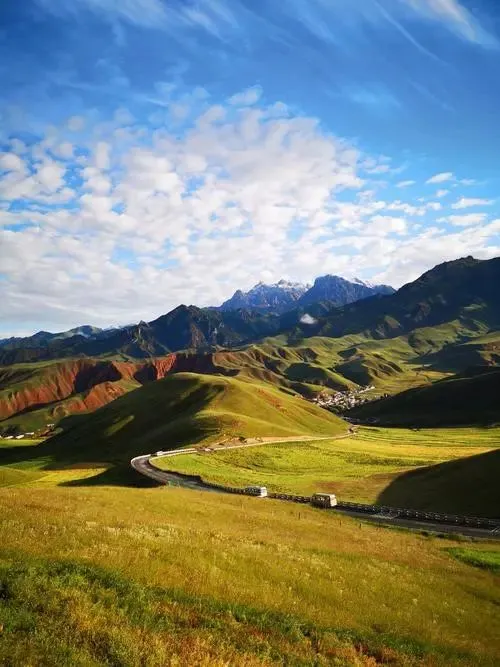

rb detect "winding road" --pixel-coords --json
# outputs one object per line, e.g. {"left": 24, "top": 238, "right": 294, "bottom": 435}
{"left": 131, "top": 437, "right": 500, "bottom": 539}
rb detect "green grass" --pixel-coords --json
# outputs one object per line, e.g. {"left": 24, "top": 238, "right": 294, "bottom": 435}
{"left": 1, "top": 483, "right": 499, "bottom": 665}
{"left": 447, "top": 547, "right": 500, "bottom": 573}
{"left": 0, "top": 373, "right": 346, "bottom": 477}
{"left": 0, "top": 465, "right": 43, "bottom": 487}
{"left": 378, "top": 446, "right": 500, "bottom": 518}
{"left": 155, "top": 426, "right": 498, "bottom": 507}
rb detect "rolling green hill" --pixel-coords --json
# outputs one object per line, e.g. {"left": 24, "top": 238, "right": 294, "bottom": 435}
{"left": 157, "top": 425, "right": 497, "bottom": 506}
{"left": 351, "top": 368, "right": 500, "bottom": 427}
{"left": 2, "top": 373, "right": 345, "bottom": 468}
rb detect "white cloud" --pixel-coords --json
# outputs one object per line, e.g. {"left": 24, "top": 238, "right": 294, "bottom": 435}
{"left": 368, "top": 215, "right": 408, "bottom": 235}
{"left": 443, "top": 213, "right": 488, "bottom": 226}
{"left": 94, "top": 142, "right": 111, "bottom": 170}
{"left": 54, "top": 142, "right": 74, "bottom": 159}
{"left": 2, "top": 89, "right": 499, "bottom": 334}
{"left": 396, "top": 180, "right": 415, "bottom": 188}
{"left": 452, "top": 197, "right": 494, "bottom": 209}
{"left": 36, "top": 159, "right": 66, "bottom": 191}
{"left": 300, "top": 314, "right": 317, "bottom": 325}
{"left": 436, "top": 189, "right": 449, "bottom": 198}
{"left": 426, "top": 171, "right": 454, "bottom": 184}
{"left": 229, "top": 86, "right": 263, "bottom": 107}
{"left": 0, "top": 153, "right": 25, "bottom": 173}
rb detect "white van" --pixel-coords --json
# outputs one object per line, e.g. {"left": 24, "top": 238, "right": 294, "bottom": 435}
{"left": 245, "top": 486, "right": 268, "bottom": 498}
{"left": 311, "top": 493, "right": 337, "bottom": 508}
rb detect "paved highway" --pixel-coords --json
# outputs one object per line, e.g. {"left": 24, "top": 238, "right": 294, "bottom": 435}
{"left": 131, "top": 447, "right": 500, "bottom": 539}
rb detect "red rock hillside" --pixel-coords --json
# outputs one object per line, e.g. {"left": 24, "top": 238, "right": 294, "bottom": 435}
{"left": 0, "top": 353, "right": 224, "bottom": 426}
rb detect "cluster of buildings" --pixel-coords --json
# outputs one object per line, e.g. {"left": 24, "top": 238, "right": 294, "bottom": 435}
{"left": 312, "top": 386, "right": 376, "bottom": 413}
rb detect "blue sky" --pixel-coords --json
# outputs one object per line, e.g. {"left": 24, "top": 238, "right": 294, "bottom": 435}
{"left": 1, "top": 0, "right": 500, "bottom": 335}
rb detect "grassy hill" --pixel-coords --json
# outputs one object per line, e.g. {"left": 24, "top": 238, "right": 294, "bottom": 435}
{"left": 378, "top": 447, "right": 500, "bottom": 517}
{"left": 0, "top": 373, "right": 346, "bottom": 470}
{"left": 351, "top": 368, "right": 500, "bottom": 427}
{"left": 1, "top": 479, "right": 500, "bottom": 664}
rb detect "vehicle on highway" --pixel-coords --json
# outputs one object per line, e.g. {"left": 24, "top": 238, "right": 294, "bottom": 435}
{"left": 245, "top": 486, "right": 268, "bottom": 497}
{"left": 311, "top": 493, "right": 337, "bottom": 508}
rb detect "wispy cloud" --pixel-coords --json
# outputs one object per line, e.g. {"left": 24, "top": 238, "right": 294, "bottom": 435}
{"left": 344, "top": 84, "right": 400, "bottom": 110}
{"left": 427, "top": 172, "right": 454, "bottom": 184}
{"left": 452, "top": 197, "right": 494, "bottom": 209}
{"left": 35, "top": 0, "right": 237, "bottom": 36}
{"left": 397, "top": 180, "right": 416, "bottom": 188}
{"left": 403, "top": 0, "right": 497, "bottom": 48}
{"left": 35, "top": 0, "right": 496, "bottom": 49}
{"left": 35, "top": 0, "right": 168, "bottom": 29}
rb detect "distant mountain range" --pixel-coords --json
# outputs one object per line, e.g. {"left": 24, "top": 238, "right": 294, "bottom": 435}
{"left": 218, "top": 275, "right": 394, "bottom": 313}
{"left": 0, "top": 273, "right": 394, "bottom": 360}
{"left": 0, "top": 326, "right": 104, "bottom": 349}
{"left": 2, "top": 255, "right": 500, "bottom": 433}
{"left": 1, "top": 257, "right": 499, "bottom": 366}
{"left": 219, "top": 279, "right": 309, "bottom": 313}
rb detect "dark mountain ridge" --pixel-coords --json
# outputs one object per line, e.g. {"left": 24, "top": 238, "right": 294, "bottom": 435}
{"left": 289, "top": 256, "right": 500, "bottom": 341}
{"left": 298, "top": 275, "right": 394, "bottom": 308}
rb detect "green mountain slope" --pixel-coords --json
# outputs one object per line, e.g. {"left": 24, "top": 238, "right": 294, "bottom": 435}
{"left": 16, "top": 373, "right": 346, "bottom": 466}
{"left": 351, "top": 368, "right": 500, "bottom": 427}
{"left": 377, "top": 447, "right": 500, "bottom": 518}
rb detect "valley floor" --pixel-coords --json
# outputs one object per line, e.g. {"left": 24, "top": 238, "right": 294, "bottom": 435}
{"left": 155, "top": 426, "right": 499, "bottom": 509}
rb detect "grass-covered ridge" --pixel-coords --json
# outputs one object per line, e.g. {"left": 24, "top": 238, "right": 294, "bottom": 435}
{"left": 352, "top": 368, "right": 500, "bottom": 427}
{"left": 378, "top": 446, "right": 500, "bottom": 518}
{"left": 156, "top": 426, "right": 499, "bottom": 508}
{"left": 448, "top": 546, "right": 500, "bottom": 573}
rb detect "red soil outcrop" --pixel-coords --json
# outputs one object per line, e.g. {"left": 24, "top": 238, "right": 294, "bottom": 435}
{"left": 0, "top": 352, "right": 227, "bottom": 424}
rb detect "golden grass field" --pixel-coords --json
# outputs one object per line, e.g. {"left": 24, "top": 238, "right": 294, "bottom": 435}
{"left": 1, "top": 478, "right": 500, "bottom": 666}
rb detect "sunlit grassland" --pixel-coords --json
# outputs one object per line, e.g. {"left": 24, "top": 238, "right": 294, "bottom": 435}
{"left": 1, "top": 482, "right": 499, "bottom": 665}
{"left": 0, "top": 437, "right": 44, "bottom": 448}
{"left": 448, "top": 546, "right": 500, "bottom": 573}
{"left": 155, "top": 426, "right": 498, "bottom": 503}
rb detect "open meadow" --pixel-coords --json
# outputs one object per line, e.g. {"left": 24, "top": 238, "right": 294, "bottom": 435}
{"left": 156, "top": 426, "right": 500, "bottom": 508}
{"left": 1, "top": 476, "right": 500, "bottom": 666}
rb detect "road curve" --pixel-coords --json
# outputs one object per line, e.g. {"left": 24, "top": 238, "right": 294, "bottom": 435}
{"left": 131, "top": 445, "right": 500, "bottom": 539}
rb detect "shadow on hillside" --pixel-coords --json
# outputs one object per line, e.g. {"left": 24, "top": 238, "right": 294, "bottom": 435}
{"left": 58, "top": 464, "right": 162, "bottom": 488}
{"left": 0, "top": 441, "right": 162, "bottom": 488}
{"left": 377, "top": 448, "right": 500, "bottom": 518}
